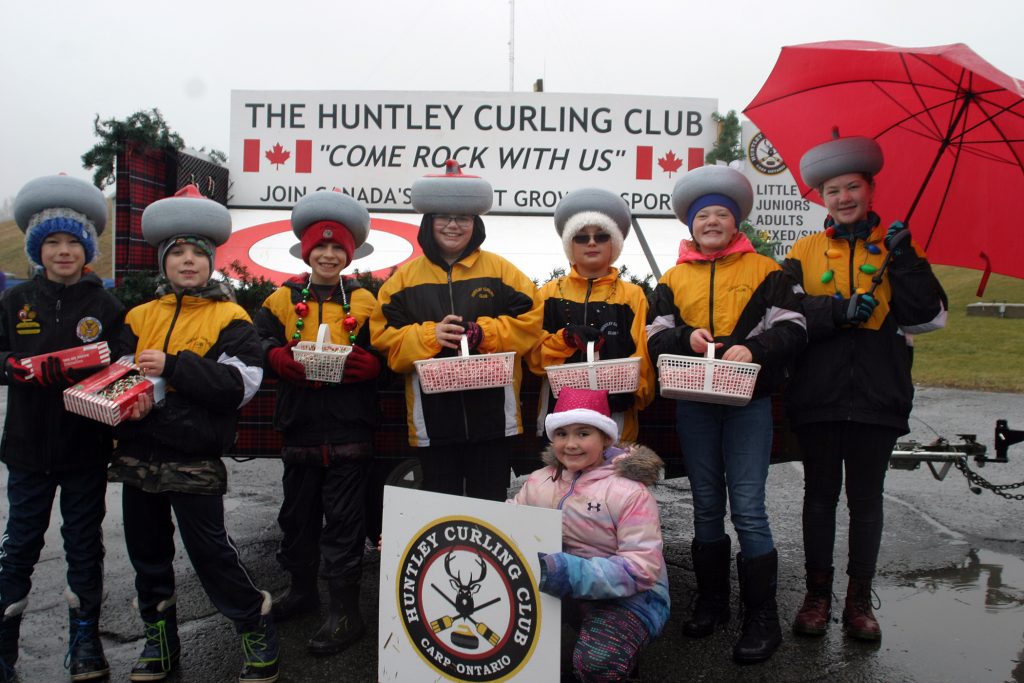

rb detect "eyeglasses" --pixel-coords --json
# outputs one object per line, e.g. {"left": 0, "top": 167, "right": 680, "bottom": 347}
{"left": 433, "top": 215, "right": 474, "bottom": 227}
{"left": 572, "top": 233, "right": 612, "bottom": 245}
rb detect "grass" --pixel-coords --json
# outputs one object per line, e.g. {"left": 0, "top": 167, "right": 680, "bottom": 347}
{"left": 1, "top": 218, "right": 1021, "bottom": 392}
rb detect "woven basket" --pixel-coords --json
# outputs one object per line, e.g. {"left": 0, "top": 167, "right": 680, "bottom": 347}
{"left": 545, "top": 341, "right": 641, "bottom": 398}
{"left": 293, "top": 323, "right": 352, "bottom": 383}
{"left": 657, "top": 345, "right": 760, "bottom": 406}
{"left": 414, "top": 337, "right": 515, "bottom": 394}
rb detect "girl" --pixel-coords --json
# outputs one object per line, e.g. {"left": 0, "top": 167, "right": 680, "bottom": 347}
{"left": 512, "top": 387, "right": 669, "bottom": 682}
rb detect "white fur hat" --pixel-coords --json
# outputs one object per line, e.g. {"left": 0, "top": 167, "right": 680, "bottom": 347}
{"left": 553, "top": 188, "right": 631, "bottom": 264}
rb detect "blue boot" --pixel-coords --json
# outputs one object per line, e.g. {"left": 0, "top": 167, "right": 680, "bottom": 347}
{"left": 130, "top": 597, "right": 180, "bottom": 682}
{"left": 239, "top": 591, "right": 279, "bottom": 683}
{"left": 0, "top": 600, "right": 27, "bottom": 683}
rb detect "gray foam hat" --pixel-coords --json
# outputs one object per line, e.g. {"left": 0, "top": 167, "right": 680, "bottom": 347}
{"left": 554, "top": 188, "right": 632, "bottom": 264}
{"left": 671, "top": 166, "right": 753, "bottom": 226}
{"left": 411, "top": 160, "right": 493, "bottom": 215}
{"left": 290, "top": 190, "right": 370, "bottom": 247}
{"left": 141, "top": 185, "right": 232, "bottom": 248}
{"left": 800, "top": 136, "right": 884, "bottom": 189}
{"left": 14, "top": 174, "right": 108, "bottom": 235}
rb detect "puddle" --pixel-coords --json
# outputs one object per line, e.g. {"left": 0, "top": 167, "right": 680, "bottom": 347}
{"left": 879, "top": 548, "right": 1024, "bottom": 682}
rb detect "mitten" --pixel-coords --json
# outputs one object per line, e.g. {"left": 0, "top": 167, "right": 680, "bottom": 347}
{"left": 343, "top": 345, "right": 382, "bottom": 383}
{"left": 267, "top": 342, "right": 308, "bottom": 384}
{"left": 463, "top": 321, "right": 483, "bottom": 351}
{"left": 562, "top": 324, "right": 605, "bottom": 352}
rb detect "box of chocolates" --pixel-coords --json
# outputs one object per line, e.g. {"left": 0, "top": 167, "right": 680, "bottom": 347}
{"left": 63, "top": 356, "right": 166, "bottom": 426}
{"left": 22, "top": 341, "right": 111, "bottom": 380}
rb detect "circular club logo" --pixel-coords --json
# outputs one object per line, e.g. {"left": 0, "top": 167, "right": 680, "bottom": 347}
{"left": 748, "top": 132, "right": 787, "bottom": 176}
{"left": 397, "top": 517, "right": 540, "bottom": 681}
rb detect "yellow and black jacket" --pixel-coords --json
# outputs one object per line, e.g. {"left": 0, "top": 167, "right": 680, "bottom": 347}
{"left": 527, "top": 266, "right": 655, "bottom": 442}
{"left": 647, "top": 235, "right": 806, "bottom": 398}
{"left": 370, "top": 216, "right": 542, "bottom": 447}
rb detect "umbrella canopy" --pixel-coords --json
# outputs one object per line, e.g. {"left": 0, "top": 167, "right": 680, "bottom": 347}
{"left": 745, "top": 41, "right": 1024, "bottom": 285}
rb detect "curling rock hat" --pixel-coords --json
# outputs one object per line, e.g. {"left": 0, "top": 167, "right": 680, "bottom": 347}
{"left": 290, "top": 190, "right": 370, "bottom": 247}
{"left": 800, "top": 135, "right": 883, "bottom": 189}
{"left": 14, "top": 174, "right": 108, "bottom": 235}
{"left": 671, "top": 165, "right": 753, "bottom": 226}
{"left": 411, "top": 160, "right": 493, "bottom": 216}
{"left": 554, "top": 188, "right": 631, "bottom": 263}
{"left": 141, "top": 185, "right": 232, "bottom": 248}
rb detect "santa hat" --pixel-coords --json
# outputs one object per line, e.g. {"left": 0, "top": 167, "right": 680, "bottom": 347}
{"left": 14, "top": 174, "right": 107, "bottom": 267}
{"left": 800, "top": 133, "right": 884, "bottom": 190}
{"left": 671, "top": 166, "right": 753, "bottom": 227}
{"left": 291, "top": 190, "right": 370, "bottom": 264}
{"left": 544, "top": 387, "right": 619, "bottom": 443}
{"left": 553, "top": 188, "right": 631, "bottom": 264}
{"left": 142, "top": 185, "right": 232, "bottom": 278}
{"left": 411, "top": 160, "right": 493, "bottom": 215}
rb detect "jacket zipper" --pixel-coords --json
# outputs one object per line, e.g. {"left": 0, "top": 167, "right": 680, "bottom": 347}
{"left": 162, "top": 294, "right": 185, "bottom": 352}
{"left": 708, "top": 260, "right": 717, "bottom": 337}
{"left": 557, "top": 471, "right": 582, "bottom": 510}
{"left": 447, "top": 266, "right": 471, "bottom": 440}
{"left": 582, "top": 278, "right": 594, "bottom": 326}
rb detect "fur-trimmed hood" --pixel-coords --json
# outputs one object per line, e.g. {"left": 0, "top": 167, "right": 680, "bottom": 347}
{"left": 540, "top": 443, "right": 663, "bottom": 485}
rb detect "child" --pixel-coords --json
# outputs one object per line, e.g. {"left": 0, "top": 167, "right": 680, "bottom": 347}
{"left": 528, "top": 188, "right": 655, "bottom": 443}
{"left": 254, "top": 190, "right": 383, "bottom": 655}
{"left": 512, "top": 388, "right": 669, "bottom": 682}
{"left": 107, "top": 185, "right": 278, "bottom": 683}
{"left": 1, "top": 174, "right": 124, "bottom": 682}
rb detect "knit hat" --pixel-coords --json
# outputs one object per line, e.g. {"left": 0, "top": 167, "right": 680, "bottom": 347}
{"left": 290, "top": 190, "right": 370, "bottom": 264}
{"left": 411, "top": 160, "right": 493, "bottom": 216}
{"left": 142, "top": 185, "right": 232, "bottom": 278}
{"left": 800, "top": 134, "right": 883, "bottom": 189}
{"left": 671, "top": 166, "right": 753, "bottom": 227}
{"left": 553, "top": 188, "right": 632, "bottom": 264}
{"left": 14, "top": 174, "right": 107, "bottom": 267}
{"left": 544, "top": 387, "right": 619, "bottom": 443}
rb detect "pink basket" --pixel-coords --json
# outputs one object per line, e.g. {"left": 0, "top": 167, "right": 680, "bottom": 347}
{"left": 544, "top": 342, "right": 640, "bottom": 398}
{"left": 293, "top": 324, "right": 352, "bottom": 383}
{"left": 657, "top": 346, "right": 760, "bottom": 406}
{"left": 414, "top": 337, "right": 516, "bottom": 394}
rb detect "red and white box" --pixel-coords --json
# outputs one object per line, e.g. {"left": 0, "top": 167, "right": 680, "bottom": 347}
{"left": 22, "top": 341, "right": 111, "bottom": 380}
{"left": 63, "top": 356, "right": 166, "bottom": 426}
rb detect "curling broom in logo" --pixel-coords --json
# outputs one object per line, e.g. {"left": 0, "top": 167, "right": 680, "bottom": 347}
{"left": 397, "top": 517, "right": 541, "bottom": 681}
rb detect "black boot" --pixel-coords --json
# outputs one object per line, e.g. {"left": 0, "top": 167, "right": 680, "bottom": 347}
{"left": 0, "top": 600, "right": 26, "bottom": 683}
{"left": 683, "top": 536, "right": 731, "bottom": 638}
{"left": 65, "top": 591, "right": 109, "bottom": 681}
{"left": 271, "top": 571, "right": 319, "bottom": 622}
{"left": 130, "top": 597, "right": 180, "bottom": 682}
{"left": 239, "top": 591, "right": 280, "bottom": 683}
{"left": 308, "top": 579, "right": 365, "bottom": 656}
{"left": 733, "top": 549, "right": 782, "bottom": 664}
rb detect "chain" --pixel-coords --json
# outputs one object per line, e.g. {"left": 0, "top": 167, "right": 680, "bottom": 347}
{"left": 954, "top": 458, "right": 1024, "bottom": 500}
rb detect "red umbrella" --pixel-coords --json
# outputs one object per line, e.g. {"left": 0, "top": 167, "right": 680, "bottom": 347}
{"left": 744, "top": 41, "right": 1024, "bottom": 292}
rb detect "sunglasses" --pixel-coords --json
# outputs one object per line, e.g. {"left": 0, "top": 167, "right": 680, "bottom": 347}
{"left": 572, "top": 233, "right": 612, "bottom": 245}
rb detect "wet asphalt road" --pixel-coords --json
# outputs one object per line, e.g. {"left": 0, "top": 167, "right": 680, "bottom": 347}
{"left": 1, "top": 385, "right": 1023, "bottom": 682}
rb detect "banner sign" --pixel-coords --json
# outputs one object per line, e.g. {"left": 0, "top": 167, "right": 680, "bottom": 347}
{"left": 229, "top": 90, "right": 718, "bottom": 216}
{"left": 379, "top": 486, "right": 562, "bottom": 682}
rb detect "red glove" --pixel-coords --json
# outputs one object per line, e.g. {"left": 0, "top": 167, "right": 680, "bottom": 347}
{"left": 38, "top": 356, "right": 75, "bottom": 388}
{"left": 464, "top": 321, "right": 483, "bottom": 351}
{"left": 4, "top": 356, "right": 32, "bottom": 384}
{"left": 562, "top": 324, "right": 605, "bottom": 352}
{"left": 267, "top": 341, "right": 308, "bottom": 384}
{"left": 343, "top": 345, "right": 382, "bottom": 383}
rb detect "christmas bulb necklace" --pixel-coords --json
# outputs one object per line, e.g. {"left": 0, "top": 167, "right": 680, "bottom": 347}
{"left": 292, "top": 274, "right": 358, "bottom": 343}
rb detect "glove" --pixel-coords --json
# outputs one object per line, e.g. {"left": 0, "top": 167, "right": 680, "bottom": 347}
{"left": 37, "top": 356, "right": 74, "bottom": 388}
{"left": 884, "top": 221, "right": 914, "bottom": 264}
{"left": 4, "top": 356, "right": 32, "bottom": 384}
{"left": 267, "top": 342, "right": 308, "bottom": 384}
{"left": 463, "top": 321, "right": 483, "bottom": 351}
{"left": 562, "top": 324, "right": 605, "bottom": 352}
{"left": 608, "top": 392, "right": 636, "bottom": 414}
{"left": 343, "top": 345, "right": 382, "bottom": 383}
{"left": 835, "top": 293, "right": 878, "bottom": 326}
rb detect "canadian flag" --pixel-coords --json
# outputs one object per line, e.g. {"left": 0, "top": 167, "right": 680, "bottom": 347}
{"left": 242, "top": 139, "right": 313, "bottom": 173}
{"left": 635, "top": 146, "right": 704, "bottom": 180}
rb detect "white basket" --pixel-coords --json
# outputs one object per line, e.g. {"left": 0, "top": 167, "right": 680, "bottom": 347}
{"left": 657, "top": 345, "right": 760, "bottom": 406}
{"left": 544, "top": 341, "right": 641, "bottom": 398}
{"left": 292, "top": 323, "right": 352, "bottom": 383}
{"left": 414, "top": 336, "right": 516, "bottom": 395}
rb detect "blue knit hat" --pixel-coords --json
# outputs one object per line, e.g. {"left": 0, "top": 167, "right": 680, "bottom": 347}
{"left": 686, "top": 193, "right": 741, "bottom": 227}
{"left": 14, "top": 175, "right": 107, "bottom": 268}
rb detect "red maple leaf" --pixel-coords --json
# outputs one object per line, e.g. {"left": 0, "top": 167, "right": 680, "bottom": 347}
{"left": 658, "top": 150, "right": 683, "bottom": 177}
{"left": 265, "top": 143, "right": 291, "bottom": 169}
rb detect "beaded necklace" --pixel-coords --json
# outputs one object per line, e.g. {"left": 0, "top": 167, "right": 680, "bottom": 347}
{"left": 819, "top": 226, "right": 882, "bottom": 299}
{"left": 557, "top": 274, "right": 618, "bottom": 326}
{"left": 292, "top": 274, "right": 358, "bottom": 343}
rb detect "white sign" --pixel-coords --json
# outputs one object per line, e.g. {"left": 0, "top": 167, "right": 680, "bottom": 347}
{"left": 378, "top": 486, "right": 562, "bottom": 682}
{"left": 739, "top": 121, "right": 828, "bottom": 260}
{"left": 228, "top": 90, "right": 718, "bottom": 216}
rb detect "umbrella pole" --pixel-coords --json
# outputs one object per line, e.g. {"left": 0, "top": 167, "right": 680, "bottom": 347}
{"left": 903, "top": 93, "right": 972, "bottom": 227}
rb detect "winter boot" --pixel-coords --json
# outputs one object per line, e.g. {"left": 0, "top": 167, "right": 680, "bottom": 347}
{"left": 793, "top": 567, "right": 834, "bottom": 636}
{"left": 64, "top": 590, "right": 109, "bottom": 681}
{"left": 733, "top": 549, "right": 782, "bottom": 664}
{"left": 307, "top": 579, "right": 365, "bottom": 656}
{"left": 682, "top": 536, "right": 731, "bottom": 638}
{"left": 129, "top": 596, "right": 180, "bottom": 682}
{"left": 271, "top": 571, "right": 319, "bottom": 622}
{"left": 239, "top": 591, "right": 280, "bottom": 683}
{"left": 842, "top": 576, "right": 882, "bottom": 641}
{"left": 0, "top": 599, "right": 27, "bottom": 683}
